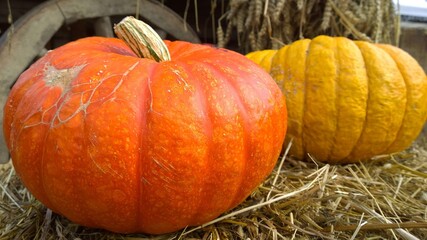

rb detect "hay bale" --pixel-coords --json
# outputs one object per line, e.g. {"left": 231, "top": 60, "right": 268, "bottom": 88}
{"left": 217, "top": 0, "right": 399, "bottom": 52}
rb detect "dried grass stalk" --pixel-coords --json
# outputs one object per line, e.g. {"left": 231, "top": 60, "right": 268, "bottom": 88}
{"left": 217, "top": 0, "right": 399, "bottom": 52}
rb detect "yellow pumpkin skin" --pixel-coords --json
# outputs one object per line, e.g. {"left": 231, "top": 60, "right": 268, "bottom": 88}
{"left": 247, "top": 35, "right": 427, "bottom": 163}
{"left": 245, "top": 50, "right": 276, "bottom": 73}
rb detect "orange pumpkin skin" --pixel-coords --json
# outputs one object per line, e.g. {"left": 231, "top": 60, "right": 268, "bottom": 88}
{"left": 3, "top": 37, "right": 287, "bottom": 234}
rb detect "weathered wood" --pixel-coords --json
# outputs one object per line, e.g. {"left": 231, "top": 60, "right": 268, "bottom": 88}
{"left": 0, "top": 0, "right": 200, "bottom": 163}
{"left": 94, "top": 16, "right": 114, "bottom": 37}
{"left": 399, "top": 21, "right": 427, "bottom": 139}
{"left": 399, "top": 21, "right": 427, "bottom": 72}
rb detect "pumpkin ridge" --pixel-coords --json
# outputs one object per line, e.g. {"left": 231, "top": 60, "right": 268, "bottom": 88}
{"left": 301, "top": 39, "right": 312, "bottom": 160}
{"left": 380, "top": 49, "right": 408, "bottom": 154}
{"left": 137, "top": 62, "right": 187, "bottom": 232}
{"left": 219, "top": 73, "right": 250, "bottom": 210}
{"left": 328, "top": 37, "right": 368, "bottom": 162}
{"left": 26, "top": 87, "right": 57, "bottom": 212}
{"left": 197, "top": 61, "right": 250, "bottom": 210}
{"left": 326, "top": 38, "right": 339, "bottom": 161}
{"left": 345, "top": 42, "right": 371, "bottom": 161}
{"left": 301, "top": 41, "right": 309, "bottom": 160}
{"left": 273, "top": 41, "right": 307, "bottom": 159}
{"left": 216, "top": 55, "right": 283, "bottom": 207}
{"left": 175, "top": 61, "right": 215, "bottom": 226}
{"left": 39, "top": 121, "right": 56, "bottom": 211}
{"left": 78, "top": 91, "right": 93, "bottom": 227}
{"left": 304, "top": 36, "right": 342, "bottom": 161}
{"left": 135, "top": 62, "right": 156, "bottom": 231}
{"left": 301, "top": 39, "right": 313, "bottom": 158}
{"left": 377, "top": 45, "right": 425, "bottom": 154}
{"left": 10, "top": 78, "right": 57, "bottom": 209}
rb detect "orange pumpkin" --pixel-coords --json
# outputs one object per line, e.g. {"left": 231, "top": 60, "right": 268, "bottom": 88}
{"left": 247, "top": 35, "right": 427, "bottom": 163}
{"left": 3, "top": 17, "right": 287, "bottom": 234}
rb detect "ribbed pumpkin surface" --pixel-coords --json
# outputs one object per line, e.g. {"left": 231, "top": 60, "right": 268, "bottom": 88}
{"left": 247, "top": 35, "right": 427, "bottom": 163}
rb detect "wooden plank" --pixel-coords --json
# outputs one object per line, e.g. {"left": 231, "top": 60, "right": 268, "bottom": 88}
{"left": 56, "top": 0, "right": 200, "bottom": 42}
{"left": 399, "top": 21, "right": 427, "bottom": 72}
{"left": 399, "top": 21, "right": 427, "bottom": 139}
{"left": 0, "top": 0, "right": 200, "bottom": 163}
{"left": 94, "top": 16, "right": 114, "bottom": 37}
{"left": 0, "top": 0, "right": 39, "bottom": 22}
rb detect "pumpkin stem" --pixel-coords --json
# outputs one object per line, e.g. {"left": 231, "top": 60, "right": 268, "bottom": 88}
{"left": 114, "top": 16, "right": 171, "bottom": 62}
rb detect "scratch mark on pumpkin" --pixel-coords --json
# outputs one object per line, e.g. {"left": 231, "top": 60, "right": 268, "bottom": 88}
{"left": 172, "top": 69, "right": 190, "bottom": 89}
{"left": 150, "top": 155, "right": 180, "bottom": 188}
{"left": 141, "top": 176, "right": 151, "bottom": 185}
{"left": 23, "top": 61, "right": 141, "bottom": 130}
{"left": 147, "top": 76, "right": 154, "bottom": 113}
{"left": 87, "top": 134, "right": 124, "bottom": 178}
{"left": 88, "top": 150, "right": 107, "bottom": 174}
{"left": 104, "top": 160, "right": 123, "bottom": 179}
{"left": 151, "top": 156, "right": 176, "bottom": 173}
{"left": 45, "top": 61, "right": 140, "bottom": 128}
{"left": 152, "top": 157, "right": 165, "bottom": 169}
{"left": 146, "top": 76, "right": 164, "bottom": 116}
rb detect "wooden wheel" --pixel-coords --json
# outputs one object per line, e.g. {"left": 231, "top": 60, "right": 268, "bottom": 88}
{"left": 0, "top": 0, "right": 200, "bottom": 163}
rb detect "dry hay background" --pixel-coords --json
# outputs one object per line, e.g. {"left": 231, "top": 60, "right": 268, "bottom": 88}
{"left": 216, "top": 0, "right": 399, "bottom": 52}
{"left": 2, "top": 0, "right": 426, "bottom": 239}
{"left": 1, "top": 137, "right": 427, "bottom": 239}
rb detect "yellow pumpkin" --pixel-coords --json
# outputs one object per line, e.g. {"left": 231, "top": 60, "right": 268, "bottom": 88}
{"left": 247, "top": 35, "right": 427, "bottom": 163}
